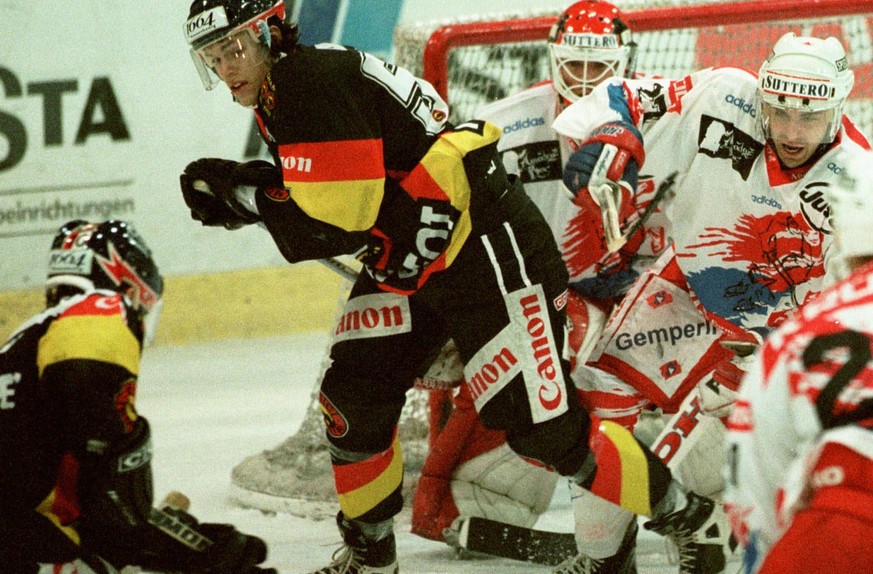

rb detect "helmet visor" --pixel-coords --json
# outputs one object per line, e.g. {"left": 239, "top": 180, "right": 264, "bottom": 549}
{"left": 760, "top": 102, "right": 839, "bottom": 146}
{"left": 189, "top": 25, "right": 272, "bottom": 90}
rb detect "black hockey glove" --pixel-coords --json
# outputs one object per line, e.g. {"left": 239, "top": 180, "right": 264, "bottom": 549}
{"left": 180, "top": 158, "right": 282, "bottom": 230}
{"left": 106, "top": 505, "right": 276, "bottom": 574}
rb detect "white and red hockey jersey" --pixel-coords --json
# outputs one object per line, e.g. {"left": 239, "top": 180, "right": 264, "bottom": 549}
{"left": 477, "top": 81, "right": 667, "bottom": 302}
{"left": 553, "top": 66, "right": 871, "bottom": 337}
{"left": 724, "top": 260, "right": 873, "bottom": 573}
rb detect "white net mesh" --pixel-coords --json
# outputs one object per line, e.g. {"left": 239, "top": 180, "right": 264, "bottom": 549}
{"left": 394, "top": 1, "right": 873, "bottom": 132}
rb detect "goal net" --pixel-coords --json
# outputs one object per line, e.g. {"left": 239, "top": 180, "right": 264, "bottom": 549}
{"left": 230, "top": 0, "right": 873, "bottom": 518}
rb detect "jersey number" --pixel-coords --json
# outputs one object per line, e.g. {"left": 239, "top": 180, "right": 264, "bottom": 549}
{"left": 801, "top": 330, "right": 873, "bottom": 429}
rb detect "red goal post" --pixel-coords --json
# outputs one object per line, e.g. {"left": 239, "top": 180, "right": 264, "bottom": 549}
{"left": 394, "top": 0, "right": 873, "bottom": 134}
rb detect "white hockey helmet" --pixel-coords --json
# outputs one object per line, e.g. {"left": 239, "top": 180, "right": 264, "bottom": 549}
{"left": 548, "top": 0, "right": 636, "bottom": 105}
{"left": 757, "top": 32, "right": 854, "bottom": 144}
{"left": 827, "top": 152, "right": 873, "bottom": 262}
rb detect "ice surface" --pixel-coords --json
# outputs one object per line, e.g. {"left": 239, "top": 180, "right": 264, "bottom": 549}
{"left": 138, "top": 332, "right": 735, "bottom": 573}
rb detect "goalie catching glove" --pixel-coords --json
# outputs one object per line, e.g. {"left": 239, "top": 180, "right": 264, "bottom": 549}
{"left": 180, "top": 158, "right": 284, "bottom": 230}
{"left": 564, "top": 121, "right": 645, "bottom": 252}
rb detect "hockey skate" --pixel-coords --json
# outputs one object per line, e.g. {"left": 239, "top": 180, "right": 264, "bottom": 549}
{"left": 308, "top": 512, "right": 399, "bottom": 574}
{"left": 551, "top": 520, "right": 638, "bottom": 574}
{"left": 643, "top": 492, "right": 735, "bottom": 574}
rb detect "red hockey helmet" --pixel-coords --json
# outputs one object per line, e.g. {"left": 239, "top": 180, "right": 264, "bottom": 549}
{"left": 548, "top": 0, "right": 636, "bottom": 105}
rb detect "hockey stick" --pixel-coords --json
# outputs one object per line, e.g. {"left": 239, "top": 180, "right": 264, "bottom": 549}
{"left": 603, "top": 170, "right": 678, "bottom": 254}
{"left": 450, "top": 389, "right": 717, "bottom": 565}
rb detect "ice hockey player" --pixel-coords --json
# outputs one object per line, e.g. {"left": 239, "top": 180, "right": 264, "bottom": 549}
{"left": 541, "top": 31, "right": 871, "bottom": 573}
{"left": 179, "top": 1, "right": 739, "bottom": 573}
{"left": 411, "top": 0, "right": 662, "bottom": 556}
{"left": 724, "top": 154, "right": 873, "bottom": 573}
{"left": 0, "top": 220, "right": 275, "bottom": 574}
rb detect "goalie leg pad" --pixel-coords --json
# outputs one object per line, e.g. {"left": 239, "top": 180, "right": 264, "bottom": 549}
{"left": 569, "top": 482, "right": 637, "bottom": 559}
{"left": 451, "top": 444, "right": 558, "bottom": 529}
{"left": 411, "top": 384, "right": 506, "bottom": 541}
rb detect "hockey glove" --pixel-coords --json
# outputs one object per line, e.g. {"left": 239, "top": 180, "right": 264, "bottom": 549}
{"left": 697, "top": 334, "right": 760, "bottom": 419}
{"left": 564, "top": 121, "right": 645, "bottom": 252}
{"left": 180, "top": 158, "right": 282, "bottom": 230}
{"left": 137, "top": 507, "right": 275, "bottom": 573}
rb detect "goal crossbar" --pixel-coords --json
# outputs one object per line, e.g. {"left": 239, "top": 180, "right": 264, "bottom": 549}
{"left": 423, "top": 0, "right": 873, "bottom": 102}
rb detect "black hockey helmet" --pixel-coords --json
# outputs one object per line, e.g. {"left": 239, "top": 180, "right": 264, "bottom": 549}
{"left": 47, "top": 220, "right": 164, "bottom": 341}
{"left": 185, "top": 0, "right": 298, "bottom": 89}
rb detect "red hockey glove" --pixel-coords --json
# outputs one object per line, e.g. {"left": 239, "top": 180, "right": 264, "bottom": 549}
{"left": 563, "top": 122, "right": 645, "bottom": 252}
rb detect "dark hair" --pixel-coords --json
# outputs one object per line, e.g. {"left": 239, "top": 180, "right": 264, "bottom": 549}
{"left": 269, "top": 15, "right": 299, "bottom": 56}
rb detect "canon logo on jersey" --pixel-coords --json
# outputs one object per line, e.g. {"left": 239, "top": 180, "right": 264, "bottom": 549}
{"left": 752, "top": 194, "right": 782, "bottom": 209}
{"left": 724, "top": 94, "right": 756, "bottom": 117}
{"left": 282, "top": 155, "right": 312, "bottom": 173}
{"left": 503, "top": 117, "right": 546, "bottom": 133}
{"left": 467, "top": 346, "right": 519, "bottom": 402}
{"left": 334, "top": 293, "right": 411, "bottom": 342}
{"left": 517, "top": 292, "right": 564, "bottom": 411}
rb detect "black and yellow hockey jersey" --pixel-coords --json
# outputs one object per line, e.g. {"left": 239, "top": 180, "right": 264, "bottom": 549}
{"left": 0, "top": 291, "right": 144, "bottom": 561}
{"left": 251, "top": 45, "right": 511, "bottom": 294}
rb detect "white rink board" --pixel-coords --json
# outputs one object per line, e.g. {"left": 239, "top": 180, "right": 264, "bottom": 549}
{"left": 0, "top": 0, "right": 570, "bottom": 291}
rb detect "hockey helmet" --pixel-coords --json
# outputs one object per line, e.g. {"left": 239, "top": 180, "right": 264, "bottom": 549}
{"left": 757, "top": 32, "right": 854, "bottom": 144}
{"left": 827, "top": 152, "right": 873, "bottom": 263}
{"left": 185, "top": 0, "right": 286, "bottom": 90}
{"left": 548, "top": 0, "right": 636, "bottom": 105}
{"left": 47, "top": 220, "right": 164, "bottom": 343}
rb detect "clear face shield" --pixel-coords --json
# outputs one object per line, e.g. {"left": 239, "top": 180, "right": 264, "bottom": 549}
{"left": 759, "top": 99, "right": 840, "bottom": 146}
{"left": 186, "top": 7, "right": 273, "bottom": 90}
{"left": 141, "top": 296, "right": 163, "bottom": 347}
{"left": 756, "top": 65, "right": 849, "bottom": 146}
{"left": 549, "top": 41, "right": 629, "bottom": 104}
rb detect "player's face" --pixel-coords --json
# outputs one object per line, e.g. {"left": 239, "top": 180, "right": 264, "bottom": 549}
{"left": 763, "top": 104, "right": 834, "bottom": 168}
{"left": 561, "top": 60, "right": 612, "bottom": 98}
{"left": 200, "top": 30, "right": 272, "bottom": 107}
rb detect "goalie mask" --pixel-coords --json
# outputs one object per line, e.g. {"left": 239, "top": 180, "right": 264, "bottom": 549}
{"left": 757, "top": 32, "right": 854, "bottom": 146}
{"left": 185, "top": 0, "right": 286, "bottom": 90}
{"left": 47, "top": 220, "right": 165, "bottom": 345}
{"left": 548, "top": 0, "right": 636, "bottom": 106}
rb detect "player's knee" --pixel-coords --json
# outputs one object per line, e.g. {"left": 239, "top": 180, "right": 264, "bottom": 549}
{"left": 505, "top": 408, "right": 591, "bottom": 477}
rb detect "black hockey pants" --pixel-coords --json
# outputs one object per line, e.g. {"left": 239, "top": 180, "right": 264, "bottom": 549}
{"left": 320, "top": 181, "right": 592, "bottom": 523}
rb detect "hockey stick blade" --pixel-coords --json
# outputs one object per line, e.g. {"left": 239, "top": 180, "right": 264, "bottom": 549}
{"left": 448, "top": 516, "right": 576, "bottom": 566}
